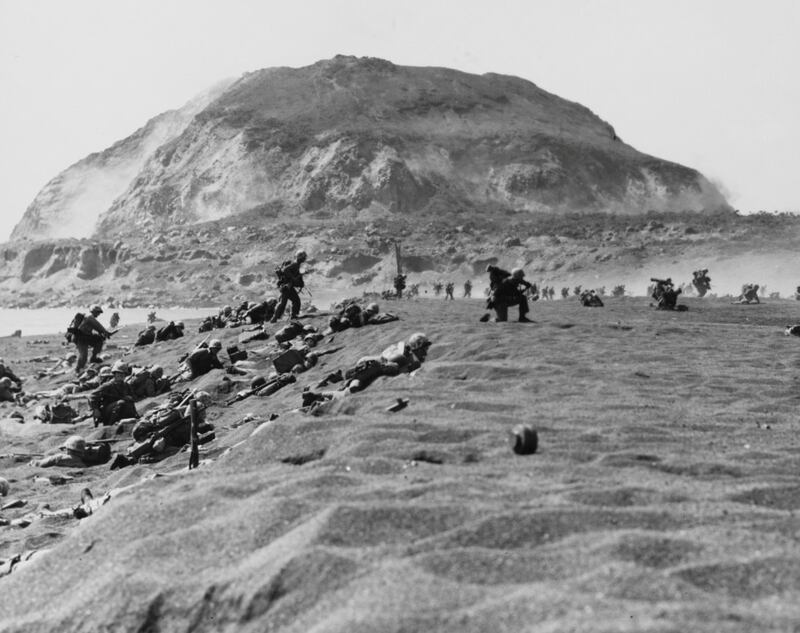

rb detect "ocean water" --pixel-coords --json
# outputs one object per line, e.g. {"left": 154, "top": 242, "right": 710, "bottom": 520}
{"left": 0, "top": 288, "right": 359, "bottom": 338}
{"left": 0, "top": 307, "right": 217, "bottom": 338}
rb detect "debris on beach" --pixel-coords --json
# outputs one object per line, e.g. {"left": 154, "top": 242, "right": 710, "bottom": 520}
{"left": 509, "top": 424, "right": 538, "bottom": 455}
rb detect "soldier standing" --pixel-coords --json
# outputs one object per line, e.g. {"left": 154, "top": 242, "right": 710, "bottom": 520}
{"left": 270, "top": 250, "right": 307, "bottom": 322}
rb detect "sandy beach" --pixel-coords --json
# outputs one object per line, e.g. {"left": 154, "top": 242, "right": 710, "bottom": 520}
{"left": 1, "top": 296, "right": 799, "bottom": 632}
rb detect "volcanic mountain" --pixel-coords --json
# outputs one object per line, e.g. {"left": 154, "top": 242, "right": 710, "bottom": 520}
{"left": 12, "top": 55, "right": 728, "bottom": 243}
{"left": 13, "top": 55, "right": 798, "bottom": 307}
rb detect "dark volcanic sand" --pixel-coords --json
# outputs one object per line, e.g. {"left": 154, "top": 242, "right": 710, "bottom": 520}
{"left": 1, "top": 296, "right": 799, "bottom": 632}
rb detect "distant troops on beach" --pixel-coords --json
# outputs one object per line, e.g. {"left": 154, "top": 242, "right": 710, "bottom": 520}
{"left": 734, "top": 283, "right": 761, "bottom": 304}
{"left": 393, "top": 273, "right": 407, "bottom": 299}
{"left": 579, "top": 288, "right": 604, "bottom": 307}
{"left": 692, "top": 269, "right": 712, "bottom": 297}
{"left": 650, "top": 277, "right": 687, "bottom": 311}
{"left": 463, "top": 279, "right": 472, "bottom": 298}
{"left": 444, "top": 282, "right": 455, "bottom": 300}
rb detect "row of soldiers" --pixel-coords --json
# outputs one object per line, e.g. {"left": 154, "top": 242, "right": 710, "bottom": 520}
{"left": 31, "top": 292, "right": 424, "bottom": 471}
{"left": 26, "top": 242, "right": 411, "bottom": 472}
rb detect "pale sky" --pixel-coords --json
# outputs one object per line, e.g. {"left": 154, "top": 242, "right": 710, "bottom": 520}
{"left": 1, "top": 0, "right": 798, "bottom": 242}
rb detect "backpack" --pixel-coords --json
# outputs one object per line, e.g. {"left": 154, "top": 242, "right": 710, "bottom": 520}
{"left": 126, "top": 370, "right": 154, "bottom": 398}
{"left": 275, "top": 260, "right": 292, "bottom": 284}
{"left": 65, "top": 312, "right": 85, "bottom": 343}
{"left": 380, "top": 342, "right": 407, "bottom": 364}
{"left": 43, "top": 402, "right": 78, "bottom": 424}
{"left": 344, "top": 357, "right": 384, "bottom": 381}
{"left": 275, "top": 261, "right": 303, "bottom": 288}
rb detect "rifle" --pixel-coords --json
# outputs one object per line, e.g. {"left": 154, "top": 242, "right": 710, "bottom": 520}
{"left": 225, "top": 386, "right": 260, "bottom": 406}
{"left": 314, "top": 345, "right": 344, "bottom": 358}
{"left": 1, "top": 452, "right": 44, "bottom": 460}
{"left": 224, "top": 373, "right": 294, "bottom": 406}
{"left": 226, "top": 372, "right": 299, "bottom": 406}
{"left": 188, "top": 399, "right": 199, "bottom": 470}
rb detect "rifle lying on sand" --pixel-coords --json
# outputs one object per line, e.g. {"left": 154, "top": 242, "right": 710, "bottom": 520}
{"left": 188, "top": 399, "right": 200, "bottom": 470}
{"left": 0, "top": 452, "right": 44, "bottom": 461}
{"left": 225, "top": 373, "right": 297, "bottom": 406}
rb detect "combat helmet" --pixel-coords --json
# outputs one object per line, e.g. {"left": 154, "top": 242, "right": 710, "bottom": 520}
{"left": 194, "top": 391, "right": 213, "bottom": 407}
{"left": 407, "top": 332, "right": 431, "bottom": 352}
{"left": 62, "top": 435, "right": 86, "bottom": 454}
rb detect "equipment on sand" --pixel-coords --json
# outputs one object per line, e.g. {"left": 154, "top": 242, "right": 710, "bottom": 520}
{"left": 188, "top": 399, "right": 200, "bottom": 470}
{"left": 385, "top": 398, "right": 409, "bottom": 413}
{"left": 509, "top": 424, "right": 538, "bottom": 455}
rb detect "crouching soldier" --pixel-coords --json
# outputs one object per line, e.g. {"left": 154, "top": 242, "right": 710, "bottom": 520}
{"left": 328, "top": 302, "right": 366, "bottom": 332}
{"left": 73, "top": 305, "right": 114, "bottom": 373}
{"left": 580, "top": 288, "right": 604, "bottom": 307}
{"left": 88, "top": 361, "right": 138, "bottom": 427}
{"left": 78, "top": 365, "right": 113, "bottom": 391}
{"left": 187, "top": 339, "right": 224, "bottom": 378}
{"left": 0, "top": 358, "right": 22, "bottom": 388}
{"left": 198, "top": 314, "right": 224, "bottom": 332}
{"left": 156, "top": 321, "right": 185, "bottom": 341}
{"left": 0, "top": 377, "right": 17, "bottom": 402}
{"left": 126, "top": 364, "right": 171, "bottom": 400}
{"left": 651, "top": 277, "right": 687, "bottom": 311}
{"left": 489, "top": 268, "right": 535, "bottom": 322}
{"left": 172, "top": 339, "right": 225, "bottom": 382}
{"left": 735, "top": 283, "right": 761, "bottom": 304}
{"left": 134, "top": 325, "right": 157, "bottom": 347}
{"left": 243, "top": 299, "right": 277, "bottom": 324}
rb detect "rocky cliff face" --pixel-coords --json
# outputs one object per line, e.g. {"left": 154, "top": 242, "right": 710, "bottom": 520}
{"left": 12, "top": 56, "right": 728, "bottom": 244}
{"left": 10, "top": 80, "right": 235, "bottom": 241}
